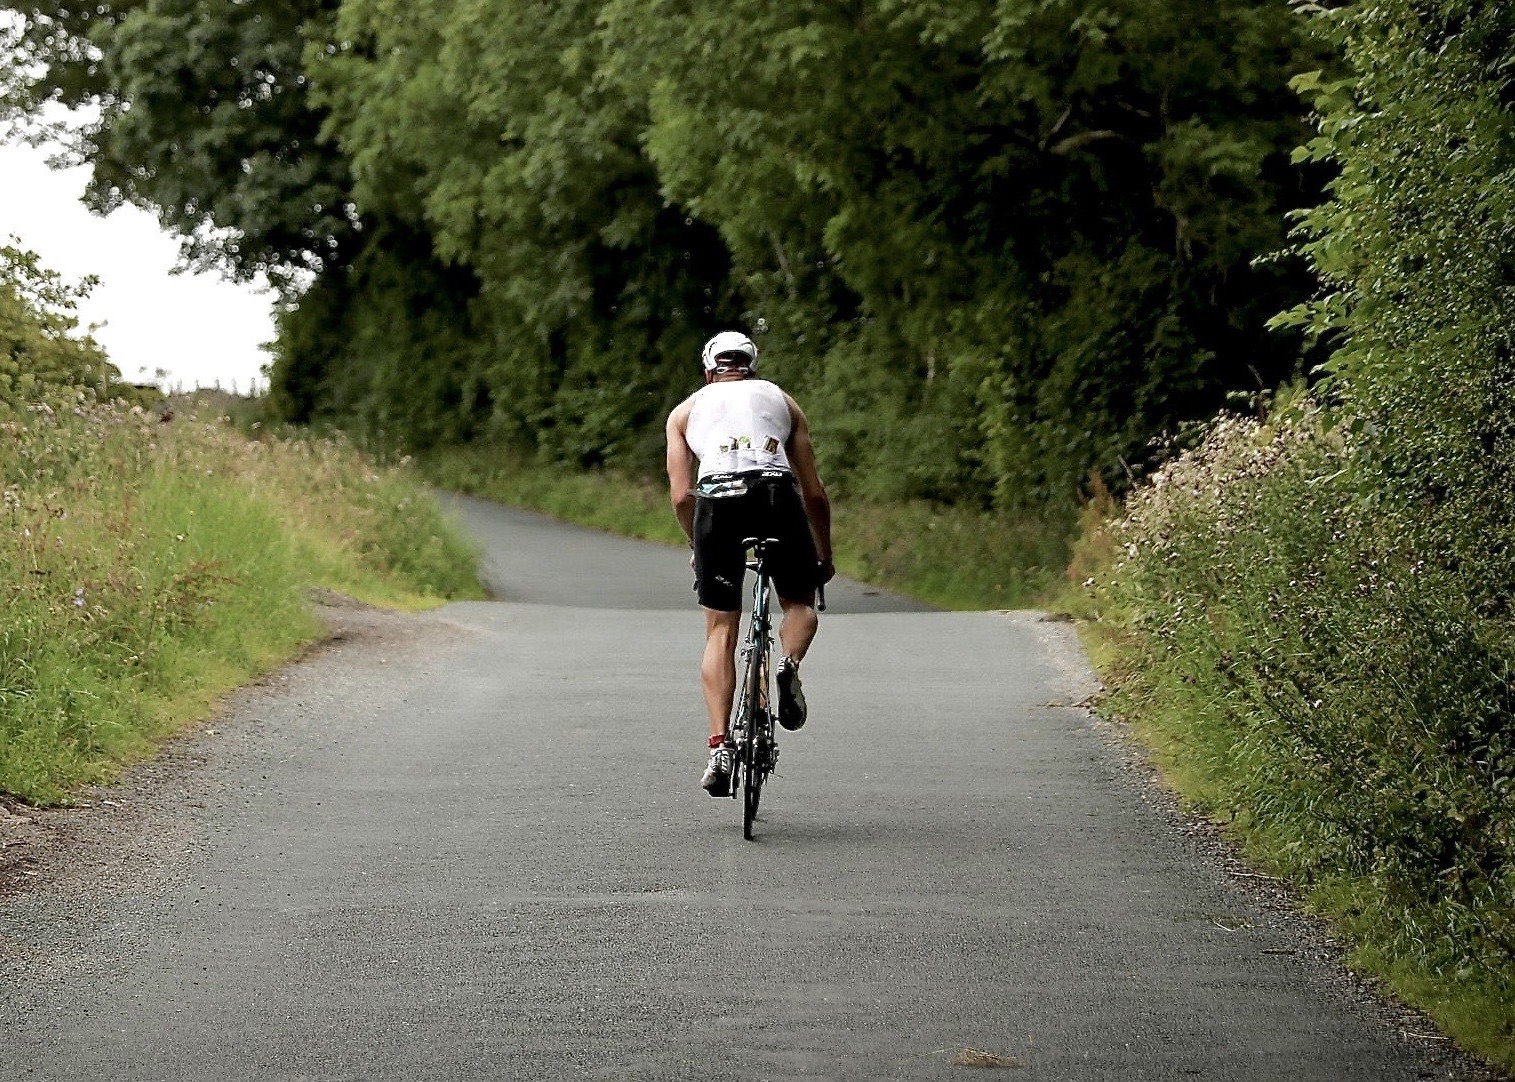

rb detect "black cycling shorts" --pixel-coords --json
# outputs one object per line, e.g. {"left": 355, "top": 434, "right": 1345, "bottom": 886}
{"left": 693, "top": 471, "right": 820, "bottom": 612}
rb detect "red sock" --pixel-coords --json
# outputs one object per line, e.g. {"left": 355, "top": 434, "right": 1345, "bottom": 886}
{"left": 708, "top": 733, "right": 726, "bottom": 749}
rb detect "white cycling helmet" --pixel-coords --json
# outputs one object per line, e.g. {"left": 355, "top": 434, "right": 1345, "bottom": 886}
{"left": 701, "top": 330, "right": 758, "bottom": 374}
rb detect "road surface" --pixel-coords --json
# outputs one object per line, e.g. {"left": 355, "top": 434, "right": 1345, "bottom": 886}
{"left": 0, "top": 496, "right": 1477, "bottom": 1079}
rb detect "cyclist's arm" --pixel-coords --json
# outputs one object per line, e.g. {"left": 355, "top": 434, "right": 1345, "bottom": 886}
{"left": 783, "top": 394, "right": 832, "bottom": 561}
{"left": 665, "top": 401, "right": 698, "bottom": 545}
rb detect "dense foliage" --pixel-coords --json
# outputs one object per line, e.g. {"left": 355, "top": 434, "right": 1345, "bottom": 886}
{"left": 2, "top": 0, "right": 1320, "bottom": 505}
{"left": 0, "top": 240, "right": 481, "bottom": 804}
{"left": 0, "top": 242, "right": 118, "bottom": 402}
{"left": 1283, "top": 0, "right": 1515, "bottom": 614}
{"left": 1090, "top": 0, "right": 1515, "bottom": 1054}
{"left": 1276, "top": 0, "right": 1515, "bottom": 936}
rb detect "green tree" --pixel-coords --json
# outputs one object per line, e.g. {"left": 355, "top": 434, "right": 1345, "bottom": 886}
{"left": 598, "top": 0, "right": 1320, "bottom": 503}
{"left": 5, "top": 0, "right": 1323, "bottom": 499}
{"left": 1283, "top": 0, "right": 1515, "bottom": 600}
{"left": 3, "top": 0, "right": 354, "bottom": 286}
{"left": 3, "top": 1, "right": 510, "bottom": 450}
{"left": 269, "top": 222, "right": 490, "bottom": 450}
{"left": 307, "top": 0, "right": 740, "bottom": 465}
{"left": 0, "top": 242, "right": 119, "bottom": 403}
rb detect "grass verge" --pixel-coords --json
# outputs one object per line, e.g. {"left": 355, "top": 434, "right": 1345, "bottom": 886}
{"left": 419, "top": 442, "right": 1074, "bottom": 610}
{"left": 1, "top": 395, "right": 482, "bottom": 803}
{"left": 1085, "top": 618, "right": 1515, "bottom": 1072}
{"left": 1067, "top": 404, "right": 1515, "bottom": 1070}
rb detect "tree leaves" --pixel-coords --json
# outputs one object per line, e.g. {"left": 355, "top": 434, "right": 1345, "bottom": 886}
{"left": 0, "top": 242, "right": 118, "bottom": 404}
{"left": 6, "top": 0, "right": 1325, "bottom": 495}
{"left": 1286, "top": 0, "right": 1515, "bottom": 595}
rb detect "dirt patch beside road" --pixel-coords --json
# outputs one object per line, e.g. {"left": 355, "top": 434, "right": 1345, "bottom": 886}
{"left": 0, "top": 592, "right": 423, "bottom": 909}
{"left": 0, "top": 797, "right": 51, "bottom": 898}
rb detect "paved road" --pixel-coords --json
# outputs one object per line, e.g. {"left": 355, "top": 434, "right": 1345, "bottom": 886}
{"left": 446, "top": 494, "right": 935, "bottom": 613}
{"left": 0, "top": 499, "right": 1471, "bottom": 1080}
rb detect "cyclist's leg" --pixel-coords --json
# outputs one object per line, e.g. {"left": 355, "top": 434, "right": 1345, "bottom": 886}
{"left": 773, "top": 596, "right": 816, "bottom": 732}
{"left": 701, "top": 608, "right": 741, "bottom": 740}
{"left": 771, "top": 480, "right": 821, "bottom": 662}
{"left": 776, "top": 596, "right": 818, "bottom": 662}
{"left": 692, "top": 494, "right": 745, "bottom": 741}
{"left": 769, "top": 481, "right": 820, "bottom": 730}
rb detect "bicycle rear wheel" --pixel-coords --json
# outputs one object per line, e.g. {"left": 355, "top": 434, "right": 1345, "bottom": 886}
{"left": 741, "top": 664, "right": 766, "bottom": 840}
{"left": 742, "top": 737, "right": 762, "bottom": 839}
{"left": 742, "top": 657, "right": 769, "bottom": 836}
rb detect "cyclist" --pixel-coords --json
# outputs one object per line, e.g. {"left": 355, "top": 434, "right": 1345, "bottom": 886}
{"left": 665, "top": 330, "right": 835, "bottom": 796}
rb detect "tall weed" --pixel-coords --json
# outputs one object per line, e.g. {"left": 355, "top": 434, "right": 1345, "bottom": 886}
{"left": 0, "top": 395, "right": 481, "bottom": 803}
{"left": 1085, "top": 397, "right": 1515, "bottom": 1061}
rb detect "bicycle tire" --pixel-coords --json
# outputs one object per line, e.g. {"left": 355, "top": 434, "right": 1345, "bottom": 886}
{"left": 741, "top": 703, "right": 763, "bottom": 840}
{"left": 742, "top": 751, "right": 761, "bottom": 839}
{"left": 736, "top": 541, "right": 780, "bottom": 840}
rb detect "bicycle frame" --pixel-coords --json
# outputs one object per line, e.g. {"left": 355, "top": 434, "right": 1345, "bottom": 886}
{"left": 726, "top": 537, "right": 825, "bottom": 839}
{"left": 729, "top": 537, "right": 779, "bottom": 839}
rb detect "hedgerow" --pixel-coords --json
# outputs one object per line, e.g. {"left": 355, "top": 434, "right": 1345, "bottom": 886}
{"left": 1080, "top": 0, "right": 1515, "bottom": 1057}
{"left": 1094, "top": 401, "right": 1515, "bottom": 1025}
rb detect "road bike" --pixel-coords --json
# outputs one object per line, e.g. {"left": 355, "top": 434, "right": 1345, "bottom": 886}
{"left": 725, "top": 537, "right": 823, "bottom": 839}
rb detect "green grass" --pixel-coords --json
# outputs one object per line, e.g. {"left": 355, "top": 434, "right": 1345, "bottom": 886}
{"left": 419, "top": 442, "right": 1074, "bottom": 610}
{"left": 1095, "top": 633, "right": 1515, "bottom": 1070}
{"left": 1072, "top": 402, "right": 1515, "bottom": 1071}
{"left": 830, "top": 498, "right": 1071, "bottom": 610}
{"left": 0, "top": 395, "right": 482, "bottom": 803}
{"left": 422, "top": 444, "right": 687, "bottom": 546}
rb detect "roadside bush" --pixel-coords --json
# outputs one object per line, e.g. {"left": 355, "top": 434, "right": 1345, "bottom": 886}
{"left": 0, "top": 243, "right": 140, "bottom": 407}
{"left": 1077, "top": 1, "right": 1515, "bottom": 1058}
{"left": 1090, "top": 397, "right": 1515, "bottom": 1057}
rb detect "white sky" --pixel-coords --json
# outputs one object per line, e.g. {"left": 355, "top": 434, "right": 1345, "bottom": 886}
{"left": 0, "top": 137, "right": 276, "bottom": 395}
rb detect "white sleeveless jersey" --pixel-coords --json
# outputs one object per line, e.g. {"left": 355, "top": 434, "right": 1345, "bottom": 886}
{"left": 685, "top": 378, "right": 793, "bottom": 479}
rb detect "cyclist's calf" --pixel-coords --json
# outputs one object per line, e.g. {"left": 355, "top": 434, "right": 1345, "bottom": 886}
{"left": 701, "top": 608, "right": 741, "bottom": 742}
{"left": 777, "top": 596, "right": 819, "bottom": 665}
